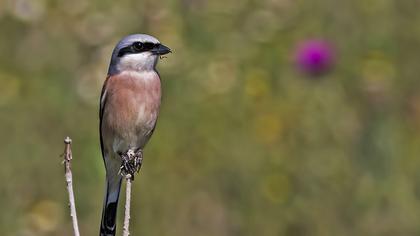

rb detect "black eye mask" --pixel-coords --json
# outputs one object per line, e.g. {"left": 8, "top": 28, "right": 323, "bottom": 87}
{"left": 117, "top": 42, "right": 159, "bottom": 57}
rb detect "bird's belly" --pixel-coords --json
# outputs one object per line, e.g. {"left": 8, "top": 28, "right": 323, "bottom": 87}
{"left": 111, "top": 101, "right": 159, "bottom": 153}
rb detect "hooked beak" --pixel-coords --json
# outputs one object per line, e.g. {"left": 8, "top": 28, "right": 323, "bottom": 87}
{"left": 151, "top": 44, "right": 171, "bottom": 55}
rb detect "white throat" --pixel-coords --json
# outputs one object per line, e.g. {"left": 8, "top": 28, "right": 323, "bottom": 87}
{"left": 116, "top": 52, "right": 158, "bottom": 73}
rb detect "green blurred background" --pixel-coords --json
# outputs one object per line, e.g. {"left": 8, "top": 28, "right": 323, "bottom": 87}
{"left": 1, "top": 0, "right": 420, "bottom": 235}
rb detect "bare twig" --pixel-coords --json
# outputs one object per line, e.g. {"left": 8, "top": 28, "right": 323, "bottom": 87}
{"left": 120, "top": 148, "right": 143, "bottom": 236}
{"left": 122, "top": 174, "right": 132, "bottom": 236}
{"left": 63, "top": 137, "right": 81, "bottom": 236}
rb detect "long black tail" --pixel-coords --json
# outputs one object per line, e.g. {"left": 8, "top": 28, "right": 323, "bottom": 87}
{"left": 100, "top": 176, "right": 122, "bottom": 236}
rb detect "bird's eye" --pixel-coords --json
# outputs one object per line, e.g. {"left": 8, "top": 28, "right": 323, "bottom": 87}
{"left": 132, "top": 42, "right": 144, "bottom": 51}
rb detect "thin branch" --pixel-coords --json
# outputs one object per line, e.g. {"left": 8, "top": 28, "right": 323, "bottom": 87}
{"left": 122, "top": 174, "right": 132, "bottom": 236}
{"left": 63, "top": 137, "right": 81, "bottom": 236}
{"left": 121, "top": 148, "right": 142, "bottom": 236}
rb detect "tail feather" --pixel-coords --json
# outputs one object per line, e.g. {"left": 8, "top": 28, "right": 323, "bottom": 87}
{"left": 100, "top": 176, "right": 122, "bottom": 236}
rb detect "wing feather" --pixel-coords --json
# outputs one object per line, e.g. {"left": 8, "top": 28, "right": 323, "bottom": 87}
{"left": 99, "top": 76, "right": 111, "bottom": 159}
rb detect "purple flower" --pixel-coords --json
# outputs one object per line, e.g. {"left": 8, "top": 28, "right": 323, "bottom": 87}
{"left": 294, "top": 40, "right": 335, "bottom": 76}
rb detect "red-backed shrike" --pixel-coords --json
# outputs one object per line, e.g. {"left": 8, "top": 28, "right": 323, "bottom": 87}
{"left": 99, "top": 34, "right": 171, "bottom": 236}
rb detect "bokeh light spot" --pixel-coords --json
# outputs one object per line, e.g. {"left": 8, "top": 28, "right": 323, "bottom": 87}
{"left": 26, "top": 200, "right": 63, "bottom": 233}
{"left": 10, "top": 0, "right": 46, "bottom": 22}
{"left": 261, "top": 173, "right": 290, "bottom": 204}
{"left": 254, "top": 112, "right": 283, "bottom": 145}
{"left": 0, "top": 73, "right": 21, "bottom": 106}
{"left": 245, "top": 69, "right": 270, "bottom": 99}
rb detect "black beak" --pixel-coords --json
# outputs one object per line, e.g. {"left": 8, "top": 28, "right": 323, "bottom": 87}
{"left": 151, "top": 44, "right": 171, "bottom": 55}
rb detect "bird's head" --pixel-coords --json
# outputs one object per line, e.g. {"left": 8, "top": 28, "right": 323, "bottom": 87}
{"left": 108, "top": 34, "right": 171, "bottom": 75}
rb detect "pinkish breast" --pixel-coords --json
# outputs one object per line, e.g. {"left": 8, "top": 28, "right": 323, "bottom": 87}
{"left": 101, "top": 71, "right": 161, "bottom": 149}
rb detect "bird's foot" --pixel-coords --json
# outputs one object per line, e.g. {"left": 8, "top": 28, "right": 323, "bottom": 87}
{"left": 119, "top": 149, "right": 143, "bottom": 180}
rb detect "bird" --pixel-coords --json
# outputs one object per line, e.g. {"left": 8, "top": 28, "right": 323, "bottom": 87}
{"left": 98, "top": 34, "right": 171, "bottom": 236}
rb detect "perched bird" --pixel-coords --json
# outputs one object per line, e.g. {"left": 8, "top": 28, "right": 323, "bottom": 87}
{"left": 99, "top": 34, "right": 171, "bottom": 236}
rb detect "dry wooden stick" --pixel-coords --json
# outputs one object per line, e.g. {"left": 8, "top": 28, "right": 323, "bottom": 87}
{"left": 120, "top": 148, "right": 143, "bottom": 236}
{"left": 63, "top": 137, "right": 81, "bottom": 236}
{"left": 122, "top": 174, "right": 132, "bottom": 236}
